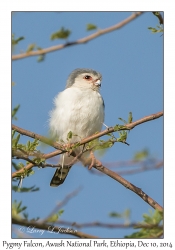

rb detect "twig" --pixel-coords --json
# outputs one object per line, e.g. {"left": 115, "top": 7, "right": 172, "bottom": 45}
{"left": 56, "top": 220, "right": 163, "bottom": 230}
{"left": 12, "top": 218, "right": 99, "bottom": 239}
{"left": 93, "top": 163, "right": 163, "bottom": 211}
{"left": 12, "top": 12, "right": 143, "bottom": 61}
{"left": 12, "top": 149, "right": 62, "bottom": 178}
{"left": 115, "top": 161, "right": 163, "bottom": 176}
{"left": 90, "top": 160, "right": 163, "bottom": 176}
{"left": 79, "top": 111, "right": 163, "bottom": 146}
{"left": 12, "top": 146, "right": 88, "bottom": 178}
{"left": 152, "top": 12, "right": 164, "bottom": 25}
{"left": 42, "top": 187, "right": 82, "bottom": 223}
{"left": 12, "top": 124, "right": 65, "bottom": 151}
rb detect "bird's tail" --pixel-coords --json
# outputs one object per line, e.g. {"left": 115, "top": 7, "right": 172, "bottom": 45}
{"left": 50, "top": 153, "right": 74, "bottom": 187}
{"left": 50, "top": 149, "right": 90, "bottom": 187}
{"left": 50, "top": 166, "right": 71, "bottom": 187}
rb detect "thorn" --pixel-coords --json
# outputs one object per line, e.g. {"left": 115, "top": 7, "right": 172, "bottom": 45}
{"left": 103, "top": 122, "right": 110, "bottom": 130}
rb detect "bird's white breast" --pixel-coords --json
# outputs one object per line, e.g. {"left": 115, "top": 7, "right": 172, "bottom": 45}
{"left": 49, "top": 87, "right": 104, "bottom": 143}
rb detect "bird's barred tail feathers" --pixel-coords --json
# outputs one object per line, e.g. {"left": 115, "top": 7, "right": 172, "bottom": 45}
{"left": 50, "top": 167, "right": 71, "bottom": 187}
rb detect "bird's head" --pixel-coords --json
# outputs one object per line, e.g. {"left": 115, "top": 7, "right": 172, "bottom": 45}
{"left": 66, "top": 68, "right": 102, "bottom": 91}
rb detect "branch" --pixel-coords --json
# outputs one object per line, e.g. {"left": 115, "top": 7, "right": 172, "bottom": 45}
{"left": 42, "top": 187, "right": 82, "bottom": 223}
{"left": 56, "top": 220, "right": 163, "bottom": 230}
{"left": 12, "top": 12, "right": 143, "bottom": 61}
{"left": 114, "top": 161, "right": 163, "bottom": 176}
{"left": 12, "top": 218, "right": 99, "bottom": 239}
{"left": 12, "top": 154, "right": 163, "bottom": 211}
{"left": 12, "top": 111, "right": 163, "bottom": 178}
{"left": 12, "top": 145, "right": 87, "bottom": 178}
{"left": 152, "top": 12, "right": 164, "bottom": 25}
{"left": 90, "top": 160, "right": 163, "bottom": 176}
{"left": 79, "top": 111, "right": 163, "bottom": 146}
{"left": 12, "top": 149, "right": 62, "bottom": 178}
{"left": 93, "top": 163, "right": 163, "bottom": 211}
{"left": 12, "top": 111, "right": 163, "bottom": 150}
{"left": 12, "top": 124, "right": 64, "bottom": 151}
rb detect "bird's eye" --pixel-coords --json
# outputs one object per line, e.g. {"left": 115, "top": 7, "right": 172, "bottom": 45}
{"left": 84, "top": 75, "right": 92, "bottom": 80}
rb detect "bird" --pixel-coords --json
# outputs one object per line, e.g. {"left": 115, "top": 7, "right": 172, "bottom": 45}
{"left": 49, "top": 68, "right": 105, "bottom": 187}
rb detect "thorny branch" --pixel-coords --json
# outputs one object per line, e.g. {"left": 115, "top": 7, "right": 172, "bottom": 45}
{"left": 12, "top": 12, "right": 143, "bottom": 61}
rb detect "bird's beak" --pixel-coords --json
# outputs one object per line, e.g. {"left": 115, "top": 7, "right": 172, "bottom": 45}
{"left": 94, "top": 79, "right": 101, "bottom": 87}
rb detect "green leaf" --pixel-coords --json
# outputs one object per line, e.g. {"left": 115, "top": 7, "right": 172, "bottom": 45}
{"left": 50, "top": 27, "right": 71, "bottom": 40}
{"left": 125, "top": 210, "right": 163, "bottom": 238}
{"left": 12, "top": 130, "right": 16, "bottom": 139}
{"left": 26, "top": 169, "right": 35, "bottom": 177}
{"left": 117, "top": 131, "right": 127, "bottom": 142}
{"left": 15, "top": 134, "right": 20, "bottom": 147}
{"left": 72, "top": 142, "right": 81, "bottom": 150}
{"left": 47, "top": 209, "right": 64, "bottom": 223}
{"left": 148, "top": 26, "right": 163, "bottom": 34}
{"left": 12, "top": 105, "right": 20, "bottom": 120}
{"left": 37, "top": 48, "right": 45, "bottom": 62}
{"left": 12, "top": 185, "right": 39, "bottom": 192}
{"left": 128, "top": 112, "right": 133, "bottom": 123}
{"left": 12, "top": 200, "right": 27, "bottom": 219}
{"left": 133, "top": 149, "right": 149, "bottom": 161}
{"left": 109, "top": 212, "right": 123, "bottom": 218}
{"left": 114, "top": 124, "right": 128, "bottom": 131}
{"left": 18, "top": 162, "right": 25, "bottom": 169}
{"left": 58, "top": 209, "right": 64, "bottom": 217}
{"left": 95, "top": 140, "right": 113, "bottom": 151}
{"left": 118, "top": 117, "right": 127, "bottom": 124}
{"left": 37, "top": 54, "right": 45, "bottom": 62}
{"left": 12, "top": 161, "right": 23, "bottom": 171}
{"left": 23, "top": 212, "right": 28, "bottom": 220}
{"left": 12, "top": 34, "right": 25, "bottom": 45}
{"left": 86, "top": 23, "right": 97, "bottom": 31}
{"left": 67, "top": 131, "right": 73, "bottom": 140}
{"left": 26, "top": 43, "right": 36, "bottom": 53}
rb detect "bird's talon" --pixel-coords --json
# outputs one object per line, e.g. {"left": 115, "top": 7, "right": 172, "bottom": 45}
{"left": 88, "top": 163, "right": 94, "bottom": 170}
{"left": 63, "top": 143, "right": 72, "bottom": 151}
{"left": 88, "top": 151, "right": 102, "bottom": 169}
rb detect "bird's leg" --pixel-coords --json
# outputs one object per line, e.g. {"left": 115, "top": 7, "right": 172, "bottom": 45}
{"left": 60, "top": 153, "right": 65, "bottom": 180}
{"left": 88, "top": 151, "right": 102, "bottom": 170}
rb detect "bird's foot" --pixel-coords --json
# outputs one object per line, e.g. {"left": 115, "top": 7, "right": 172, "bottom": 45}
{"left": 88, "top": 151, "right": 102, "bottom": 170}
{"left": 62, "top": 143, "right": 73, "bottom": 156}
